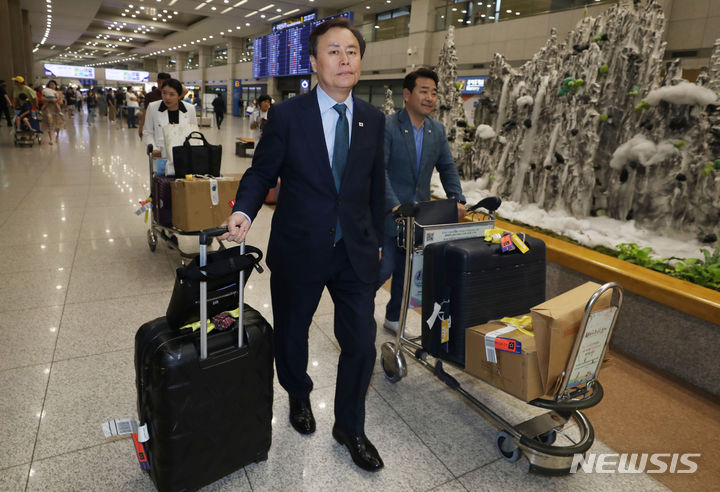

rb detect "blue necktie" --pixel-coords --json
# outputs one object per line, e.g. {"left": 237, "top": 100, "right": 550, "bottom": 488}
{"left": 332, "top": 103, "right": 349, "bottom": 243}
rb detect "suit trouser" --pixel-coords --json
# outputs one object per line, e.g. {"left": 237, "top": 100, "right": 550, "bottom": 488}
{"left": 270, "top": 239, "right": 377, "bottom": 435}
{"left": 377, "top": 234, "right": 405, "bottom": 322}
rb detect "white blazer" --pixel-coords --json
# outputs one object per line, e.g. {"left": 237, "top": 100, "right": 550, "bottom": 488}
{"left": 142, "top": 100, "right": 198, "bottom": 157}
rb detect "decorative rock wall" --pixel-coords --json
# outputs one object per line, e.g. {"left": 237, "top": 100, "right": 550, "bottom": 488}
{"left": 461, "top": 0, "right": 720, "bottom": 241}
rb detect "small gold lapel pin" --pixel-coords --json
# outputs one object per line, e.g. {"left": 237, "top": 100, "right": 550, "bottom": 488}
{"left": 428, "top": 129, "right": 432, "bottom": 133}
{"left": 358, "top": 122, "right": 364, "bottom": 127}
{"left": 404, "top": 129, "right": 409, "bottom": 133}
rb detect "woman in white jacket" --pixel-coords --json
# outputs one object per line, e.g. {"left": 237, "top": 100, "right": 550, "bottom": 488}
{"left": 143, "top": 78, "right": 198, "bottom": 158}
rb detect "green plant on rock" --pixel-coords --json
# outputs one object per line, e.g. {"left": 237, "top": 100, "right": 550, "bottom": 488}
{"left": 702, "top": 162, "right": 715, "bottom": 176}
{"left": 461, "top": 142, "right": 472, "bottom": 151}
{"left": 635, "top": 100, "right": 650, "bottom": 111}
{"left": 616, "top": 243, "right": 668, "bottom": 272}
{"left": 616, "top": 243, "right": 720, "bottom": 291}
{"left": 599, "top": 113, "right": 609, "bottom": 123}
{"left": 670, "top": 247, "right": 720, "bottom": 290}
{"left": 598, "top": 64, "right": 609, "bottom": 76}
{"left": 674, "top": 140, "right": 686, "bottom": 148}
{"left": 628, "top": 85, "right": 639, "bottom": 96}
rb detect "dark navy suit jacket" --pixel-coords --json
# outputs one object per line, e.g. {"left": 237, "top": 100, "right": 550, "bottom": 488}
{"left": 232, "top": 88, "right": 386, "bottom": 284}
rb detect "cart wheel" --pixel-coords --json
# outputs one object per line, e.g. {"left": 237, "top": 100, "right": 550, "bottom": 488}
{"left": 381, "top": 357, "right": 402, "bottom": 383}
{"left": 537, "top": 429, "right": 557, "bottom": 445}
{"left": 496, "top": 431, "right": 522, "bottom": 462}
{"left": 147, "top": 229, "right": 157, "bottom": 252}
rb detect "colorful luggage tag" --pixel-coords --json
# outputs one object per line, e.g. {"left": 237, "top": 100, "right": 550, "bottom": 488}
{"left": 500, "top": 233, "right": 515, "bottom": 252}
{"left": 510, "top": 233, "right": 529, "bottom": 254}
{"left": 132, "top": 433, "right": 150, "bottom": 471}
{"left": 495, "top": 337, "right": 522, "bottom": 354}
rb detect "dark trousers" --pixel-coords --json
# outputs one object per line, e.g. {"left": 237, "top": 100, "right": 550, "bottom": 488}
{"left": 377, "top": 234, "right": 404, "bottom": 322}
{"left": 270, "top": 240, "right": 377, "bottom": 435}
{"left": 126, "top": 107, "right": 136, "bottom": 128}
{"left": 0, "top": 104, "right": 10, "bottom": 126}
{"left": 215, "top": 112, "right": 224, "bottom": 129}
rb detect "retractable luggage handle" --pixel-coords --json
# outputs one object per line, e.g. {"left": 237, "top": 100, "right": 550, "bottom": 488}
{"left": 198, "top": 226, "right": 247, "bottom": 360}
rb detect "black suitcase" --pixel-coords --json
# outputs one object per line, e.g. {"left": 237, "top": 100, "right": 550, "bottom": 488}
{"left": 135, "top": 229, "right": 273, "bottom": 492}
{"left": 152, "top": 176, "right": 174, "bottom": 227}
{"left": 421, "top": 234, "right": 546, "bottom": 366}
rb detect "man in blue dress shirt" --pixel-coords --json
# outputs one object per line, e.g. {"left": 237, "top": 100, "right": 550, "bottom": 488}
{"left": 379, "top": 68, "right": 466, "bottom": 334}
{"left": 222, "top": 18, "right": 386, "bottom": 472}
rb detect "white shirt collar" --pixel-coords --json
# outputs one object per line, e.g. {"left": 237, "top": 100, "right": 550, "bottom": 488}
{"left": 316, "top": 84, "right": 353, "bottom": 119}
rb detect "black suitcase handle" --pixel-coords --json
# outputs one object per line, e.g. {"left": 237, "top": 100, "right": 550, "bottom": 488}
{"left": 199, "top": 226, "right": 253, "bottom": 360}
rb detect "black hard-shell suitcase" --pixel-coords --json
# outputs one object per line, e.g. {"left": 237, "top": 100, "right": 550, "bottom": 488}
{"left": 135, "top": 229, "right": 273, "bottom": 492}
{"left": 421, "top": 235, "right": 546, "bottom": 366}
{"left": 151, "top": 176, "right": 174, "bottom": 227}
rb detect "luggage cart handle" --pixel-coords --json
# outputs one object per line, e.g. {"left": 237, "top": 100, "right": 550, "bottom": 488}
{"left": 199, "top": 226, "right": 248, "bottom": 360}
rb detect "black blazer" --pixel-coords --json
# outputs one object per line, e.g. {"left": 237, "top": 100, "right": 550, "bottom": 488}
{"left": 233, "top": 88, "right": 385, "bottom": 283}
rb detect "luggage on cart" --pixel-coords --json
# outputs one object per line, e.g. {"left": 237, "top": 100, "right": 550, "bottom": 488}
{"left": 421, "top": 234, "right": 546, "bottom": 366}
{"left": 134, "top": 229, "right": 273, "bottom": 491}
{"left": 151, "top": 176, "right": 174, "bottom": 227}
{"left": 264, "top": 178, "right": 280, "bottom": 204}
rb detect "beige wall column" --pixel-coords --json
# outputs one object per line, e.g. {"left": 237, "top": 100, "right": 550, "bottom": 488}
{"left": 175, "top": 52, "right": 187, "bottom": 81}
{"left": 406, "top": 0, "right": 436, "bottom": 71}
{"left": 156, "top": 56, "right": 169, "bottom": 73}
{"left": 226, "top": 36, "right": 244, "bottom": 113}
{"left": 198, "top": 44, "right": 211, "bottom": 97}
{"left": 8, "top": 0, "right": 26, "bottom": 79}
{"left": 0, "top": 0, "right": 14, "bottom": 82}
{"left": 22, "top": 9, "right": 33, "bottom": 84}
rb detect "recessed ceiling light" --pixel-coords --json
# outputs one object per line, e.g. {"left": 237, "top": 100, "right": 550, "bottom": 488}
{"left": 211, "top": 6, "right": 216, "bottom": 9}
{"left": 260, "top": 14, "right": 265, "bottom": 18}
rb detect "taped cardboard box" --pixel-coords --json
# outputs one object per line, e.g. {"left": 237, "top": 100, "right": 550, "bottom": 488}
{"left": 465, "top": 318, "right": 544, "bottom": 402}
{"left": 531, "top": 282, "right": 611, "bottom": 395}
{"left": 171, "top": 176, "right": 240, "bottom": 232}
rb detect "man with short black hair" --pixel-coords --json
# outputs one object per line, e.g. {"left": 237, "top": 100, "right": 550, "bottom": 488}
{"left": 222, "top": 17, "right": 385, "bottom": 472}
{"left": 379, "top": 67, "right": 466, "bottom": 334}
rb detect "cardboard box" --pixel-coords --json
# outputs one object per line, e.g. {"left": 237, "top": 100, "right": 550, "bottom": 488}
{"left": 531, "top": 282, "right": 611, "bottom": 395}
{"left": 465, "top": 318, "right": 544, "bottom": 402}
{"left": 171, "top": 176, "right": 240, "bottom": 231}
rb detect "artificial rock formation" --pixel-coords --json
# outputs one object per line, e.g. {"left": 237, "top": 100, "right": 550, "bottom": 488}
{"left": 382, "top": 87, "right": 395, "bottom": 115}
{"left": 435, "top": 25, "right": 469, "bottom": 158}
{"left": 464, "top": 0, "right": 720, "bottom": 241}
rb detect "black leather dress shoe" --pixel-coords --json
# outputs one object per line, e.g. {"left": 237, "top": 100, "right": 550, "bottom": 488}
{"left": 289, "top": 397, "right": 316, "bottom": 435}
{"left": 332, "top": 424, "right": 384, "bottom": 472}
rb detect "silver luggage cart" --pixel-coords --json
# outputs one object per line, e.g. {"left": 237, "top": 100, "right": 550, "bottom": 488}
{"left": 380, "top": 199, "right": 624, "bottom": 475}
{"left": 143, "top": 144, "right": 225, "bottom": 261}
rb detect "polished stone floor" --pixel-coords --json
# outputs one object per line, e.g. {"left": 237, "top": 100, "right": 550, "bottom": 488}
{"left": 0, "top": 112, "right": 667, "bottom": 491}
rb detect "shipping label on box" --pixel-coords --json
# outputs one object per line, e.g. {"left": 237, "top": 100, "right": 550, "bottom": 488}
{"left": 530, "top": 282, "right": 612, "bottom": 395}
{"left": 171, "top": 177, "right": 240, "bottom": 232}
{"left": 465, "top": 318, "right": 544, "bottom": 402}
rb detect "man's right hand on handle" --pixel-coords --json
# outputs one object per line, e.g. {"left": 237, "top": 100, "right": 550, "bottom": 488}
{"left": 221, "top": 213, "right": 251, "bottom": 244}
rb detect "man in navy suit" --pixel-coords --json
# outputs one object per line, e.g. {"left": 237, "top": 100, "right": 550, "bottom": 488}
{"left": 222, "top": 18, "right": 385, "bottom": 471}
{"left": 380, "top": 68, "right": 466, "bottom": 334}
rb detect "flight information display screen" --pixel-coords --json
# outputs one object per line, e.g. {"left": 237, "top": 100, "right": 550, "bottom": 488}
{"left": 253, "top": 11, "right": 353, "bottom": 79}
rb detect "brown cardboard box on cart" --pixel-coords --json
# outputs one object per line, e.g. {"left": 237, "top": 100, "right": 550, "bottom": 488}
{"left": 531, "top": 282, "right": 611, "bottom": 395}
{"left": 465, "top": 317, "right": 544, "bottom": 402}
{"left": 171, "top": 176, "right": 240, "bottom": 231}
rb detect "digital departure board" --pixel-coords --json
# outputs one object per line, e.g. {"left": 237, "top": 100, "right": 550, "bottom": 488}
{"left": 253, "top": 11, "right": 353, "bottom": 79}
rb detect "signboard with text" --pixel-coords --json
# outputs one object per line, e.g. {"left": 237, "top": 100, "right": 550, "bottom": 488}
{"left": 44, "top": 64, "right": 95, "bottom": 79}
{"left": 456, "top": 76, "right": 487, "bottom": 94}
{"left": 104, "top": 69, "right": 150, "bottom": 82}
